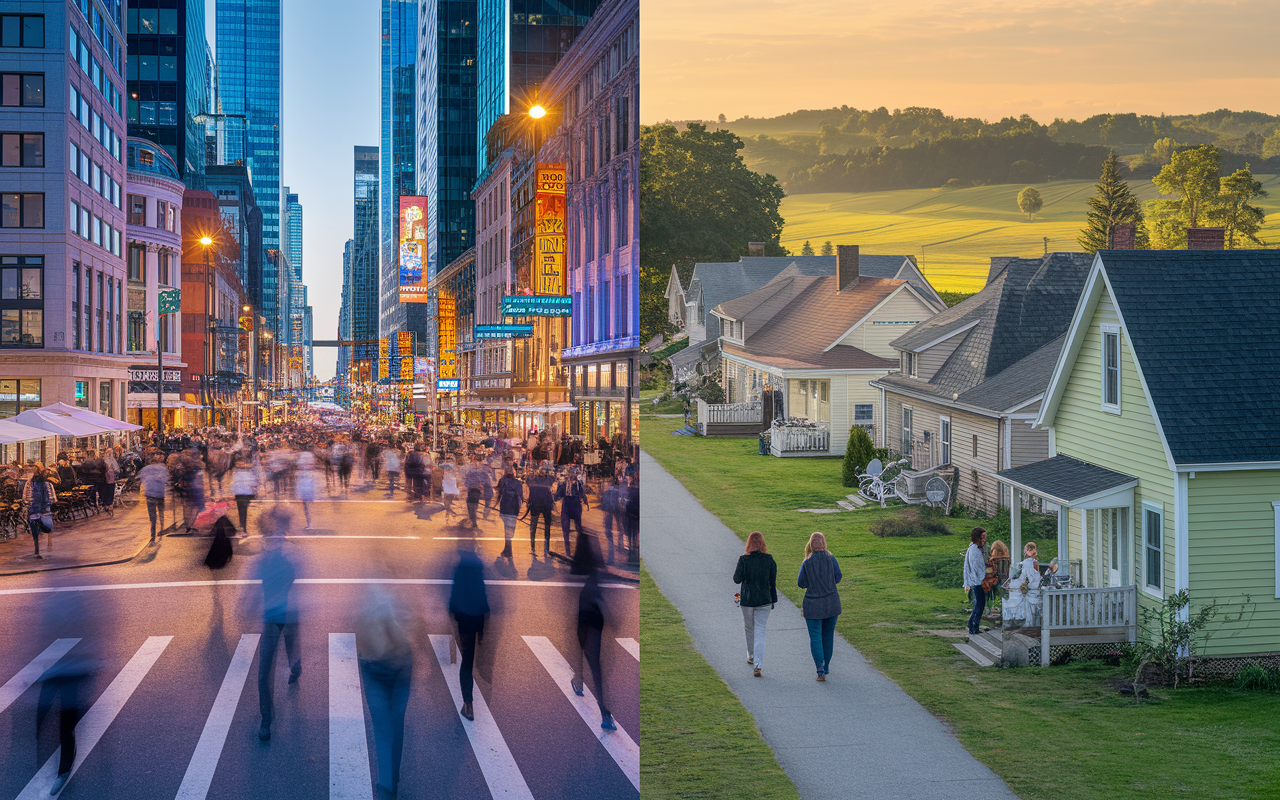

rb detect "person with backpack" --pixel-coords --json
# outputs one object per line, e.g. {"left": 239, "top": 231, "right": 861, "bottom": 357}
{"left": 23, "top": 466, "right": 56, "bottom": 559}
{"left": 495, "top": 465, "right": 524, "bottom": 560}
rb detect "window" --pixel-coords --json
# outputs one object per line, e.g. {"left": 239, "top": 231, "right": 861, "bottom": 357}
{"left": 0, "top": 255, "right": 43, "bottom": 347}
{"left": 1, "top": 193, "right": 42, "bottom": 228}
{"left": 1273, "top": 501, "right": 1280, "bottom": 600}
{"left": 75, "top": 380, "right": 88, "bottom": 408}
{"left": 940, "top": 416, "right": 952, "bottom": 465}
{"left": 83, "top": 267, "right": 92, "bottom": 350}
{"left": 1, "top": 15, "right": 44, "bottom": 48}
{"left": 0, "top": 378, "right": 40, "bottom": 419}
{"left": 99, "top": 380, "right": 111, "bottom": 415}
{"left": 128, "top": 244, "right": 144, "bottom": 282}
{"left": 96, "top": 272, "right": 103, "bottom": 352}
{"left": 72, "top": 263, "right": 80, "bottom": 349}
{"left": 787, "top": 379, "right": 830, "bottom": 423}
{"left": 854, "top": 404, "right": 874, "bottom": 425}
{"left": 902, "top": 351, "right": 916, "bottom": 377}
{"left": 972, "top": 433, "right": 979, "bottom": 459}
{"left": 158, "top": 249, "right": 170, "bottom": 285}
{"left": 1101, "top": 324, "right": 1121, "bottom": 413}
{"left": 128, "top": 310, "right": 144, "bottom": 351}
{"left": 156, "top": 200, "right": 166, "bottom": 229}
{"left": 1, "top": 133, "right": 42, "bottom": 166}
{"left": 1142, "top": 502, "right": 1163, "bottom": 595}
{"left": 1, "top": 73, "right": 43, "bottom": 106}
{"left": 902, "top": 407, "right": 913, "bottom": 455}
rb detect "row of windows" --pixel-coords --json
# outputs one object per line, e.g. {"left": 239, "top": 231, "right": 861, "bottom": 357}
{"left": 71, "top": 262, "right": 124, "bottom": 354}
{"left": 127, "top": 195, "right": 179, "bottom": 233}
{"left": 127, "top": 99, "right": 179, "bottom": 127}
{"left": 0, "top": 133, "right": 42, "bottom": 167}
{"left": 126, "top": 8, "right": 180, "bottom": 36}
{"left": 72, "top": 0, "right": 123, "bottom": 75}
{"left": 1, "top": 73, "right": 43, "bottom": 107}
{"left": 71, "top": 85, "right": 124, "bottom": 162}
{"left": 0, "top": 256, "right": 43, "bottom": 348}
{"left": 70, "top": 24, "right": 123, "bottom": 118}
{"left": 71, "top": 141, "right": 122, "bottom": 209}
{"left": 70, "top": 200, "right": 123, "bottom": 258}
{"left": 0, "top": 15, "right": 44, "bottom": 49}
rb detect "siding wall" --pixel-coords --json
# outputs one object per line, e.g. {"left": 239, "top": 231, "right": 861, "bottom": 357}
{"left": 1187, "top": 469, "right": 1280, "bottom": 656}
{"left": 1009, "top": 418, "right": 1049, "bottom": 467}
{"left": 828, "top": 372, "right": 888, "bottom": 454}
{"left": 836, "top": 291, "right": 935, "bottom": 358}
{"left": 1052, "top": 291, "right": 1175, "bottom": 613}
{"left": 883, "top": 391, "right": 1002, "bottom": 513}
{"left": 916, "top": 332, "right": 966, "bottom": 382}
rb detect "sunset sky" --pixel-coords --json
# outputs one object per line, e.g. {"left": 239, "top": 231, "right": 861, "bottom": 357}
{"left": 641, "top": 0, "right": 1280, "bottom": 124}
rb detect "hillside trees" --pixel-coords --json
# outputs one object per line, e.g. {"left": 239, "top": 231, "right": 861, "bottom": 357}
{"left": 801, "top": 240, "right": 815, "bottom": 256}
{"left": 1145, "top": 146, "right": 1268, "bottom": 248}
{"left": 1217, "top": 167, "right": 1268, "bottom": 248}
{"left": 1017, "top": 187, "right": 1043, "bottom": 219}
{"left": 640, "top": 123, "right": 787, "bottom": 343}
{"left": 1078, "top": 151, "right": 1150, "bottom": 252}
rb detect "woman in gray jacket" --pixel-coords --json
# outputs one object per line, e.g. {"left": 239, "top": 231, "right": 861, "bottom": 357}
{"left": 733, "top": 531, "right": 778, "bottom": 677}
{"left": 797, "top": 531, "right": 842, "bottom": 681}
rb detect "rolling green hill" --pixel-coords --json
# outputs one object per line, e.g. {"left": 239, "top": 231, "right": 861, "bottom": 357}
{"left": 780, "top": 176, "right": 1280, "bottom": 293}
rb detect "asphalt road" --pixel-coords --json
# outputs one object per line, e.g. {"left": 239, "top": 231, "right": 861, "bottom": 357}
{"left": 0, "top": 478, "right": 639, "bottom": 800}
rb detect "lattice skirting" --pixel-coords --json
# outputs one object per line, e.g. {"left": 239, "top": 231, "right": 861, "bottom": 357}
{"left": 1028, "top": 642, "right": 1125, "bottom": 665}
{"left": 1025, "top": 645, "right": 1280, "bottom": 679}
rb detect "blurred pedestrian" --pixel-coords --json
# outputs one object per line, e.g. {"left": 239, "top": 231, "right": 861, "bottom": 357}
{"left": 734, "top": 531, "right": 778, "bottom": 677}
{"left": 205, "top": 515, "right": 235, "bottom": 570}
{"left": 139, "top": 453, "right": 169, "bottom": 541}
{"left": 357, "top": 588, "right": 412, "bottom": 800}
{"left": 230, "top": 455, "right": 260, "bottom": 534}
{"left": 448, "top": 546, "right": 489, "bottom": 722}
{"left": 255, "top": 507, "right": 301, "bottom": 742}
{"left": 599, "top": 479, "right": 621, "bottom": 565}
{"left": 798, "top": 532, "right": 842, "bottom": 681}
{"left": 555, "top": 466, "right": 589, "bottom": 559}
{"left": 495, "top": 465, "right": 523, "bottom": 560}
{"left": 464, "top": 457, "right": 490, "bottom": 528}
{"left": 404, "top": 444, "right": 425, "bottom": 503}
{"left": 296, "top": 446, "right": 317, "bottom": 530}
{"left": 570, "top": 548, "right": 616, "bottom": 731}
{"left": 382, "top": 444, "right": 401, "bottom": 498}
{"left": 23, "top": 466, "right": 55, "bottom": 559}
{"left": 440, "top": 461, "right": 459, "bottom": 521}
{"left": 37, "top": 591, "right": 95, "bottom": 795}
{"left": 527, "top": 464, "right": 555, "bottom": 558}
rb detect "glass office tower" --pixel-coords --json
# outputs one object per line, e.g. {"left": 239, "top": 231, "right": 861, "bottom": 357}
{"left": 125, "top": 0, "right": 209, "bottom": 183}
{"left": 475, "top": 0, "right": 602, "bottom": 167}
{"left": 352, "top": 146, "right": 380, "bottom": 372}
{"left": 379, "top": 0, "right": 422, "bottom": 340}
{"left": 216, "top": 0, "right": 282, "bottom": 327}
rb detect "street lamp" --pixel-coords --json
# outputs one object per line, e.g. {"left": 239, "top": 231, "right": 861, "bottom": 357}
{"left": 528, "top": 104, "right": 546, "bottom": 120}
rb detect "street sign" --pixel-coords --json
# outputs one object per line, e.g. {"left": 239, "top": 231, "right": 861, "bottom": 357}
{"left": 475, "top": 324, "right": 534, "bottom": 339}
{"left": 501, "top": 295, "right": 572, "bottom": 317}
{"left": 158, "top": 288, "right": 181, "bottom": 314}
{"left": 436, "top": 378, "right": 460, "bottom": 391}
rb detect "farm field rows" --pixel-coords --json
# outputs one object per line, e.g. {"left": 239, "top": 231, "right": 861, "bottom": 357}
{"left": 780, "top": 176, "right": 1280, "bottom": 292}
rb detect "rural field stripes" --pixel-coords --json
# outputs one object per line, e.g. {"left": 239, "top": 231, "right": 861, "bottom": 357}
{"left": 329, "top": 633, "right": 374, "bottom": 800}
{"left": 174, "top": 634, "right": 261, "bottom": 800}
{"left": 15, "top": 636, "right": 173, "bottom": 800}
{"left": 615, "top": 638, "right": 639, "bottom": 662}
{"left": 428, "top": 634, "right": 535, "bottom": 800}
{"left": 0, "top": 638, "right": 79, "bottom": 715}
{"left": 522, "top": 636, "right": 640, "bottom": 791}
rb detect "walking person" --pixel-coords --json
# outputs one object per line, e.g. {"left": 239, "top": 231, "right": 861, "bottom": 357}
{"left": 599, "top": 479, "right": 621, "bottom": 565}
{"left": 382, "top": 444, "right": 401, "bottom": 498}
{"left": 734, "top": 531, "right": 778, "bottom": 678}
{"left": 295, "top": 446, "right": 317, "bottom": 530}
{"left": 527, "top": 464, "right": 555, "bottom": 558}
{"left": 440, "top": 461, "right": 459, "bottom": 521}
{"left": 255, "top": 507, "right": 301, "bottom": 742}
{"left": 570, "top": 548, "right": 617, "bottom": 731}
{"left": 798, "top": 532, "right": 842, "bottom": 681}
{"left": 80, "top": 449, "right": 109, "bottom": 515}
{"left": 404, "top": 444, "right": 425, "bottom": 503}
{"left": 230, "top": 455, "right": 260, "bottom": 534}
{"left": 139, "top": 453, "right": 169, "bottom": 541}
{"left": 366, "top": 440, "right": 383, "bottom": 485}
{"left": 23, "top": 467, "right": 55, "bottom": 559}
{"left": 555, "top": 466, "right": 589, "bottom": 559}
{"left": 464, "top": 457, "right": 489, "bottom": 528}
{"left": 962, "top": 527, "right": 989, "bottom": 636}
{"left": 101, "top": 448, "right": 119, "bottom": 514}
{"left": 357, "top": 588, "right": 412, "bottom": 800}
{"left": 495, "top": 465, "right": 523, "bottom": 560}
{"left": 448, "top": 545, "right": 489, "bottom": 722}
{"left": 36, "top": 591, "right": 95, "bottom": 796}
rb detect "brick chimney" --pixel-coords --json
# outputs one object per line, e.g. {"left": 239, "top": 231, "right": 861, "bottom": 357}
{"left": 1108, "top": 222, "right": 1135, "bottom": 250}
{"left": 837, "top": 245, "right": 859, "bottom": 291}
{"left": 1186, "top": 227, "right": 1225, "bottom": 250}
{"left": 747, "top": 242, "right": 765, "bottom": 257}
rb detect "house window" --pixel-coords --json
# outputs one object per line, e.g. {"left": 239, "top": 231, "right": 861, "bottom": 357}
{"left": 972, "top": 433, "right": 978, "bottom": 459}
{"left": 940, "top": 416, "right": 952, "bottom": 465}
{"left": 1, "top": 193, "right": 42, "bottom": 227}
{"left": 1142, "top": 502, "right": 1163, "bottom": 595}
{"left": 1, "top": 15, "right": 45, "bottom": 48}
{"left": 0, "top": 378, "right": 39, "bottom": 418}
{"left": 0, "top": 73, "right": 44, "bottom": 106}
{"left": 787, "top": 379, "right": 830, "bottom": 423}
{"left": 0, "top": 255, "right": 43, "bottom": 347}
{"left": 1101, "top": 324, "right": 1121, "bottom": 413}
{"left": 854, "top": 404, "right": 873, "bottom": 425}
{"left": 127, "top": 244, "right": 145, "bottom": 282}
{"left": 1, "top": 132, "right": 42, "bottom": 166}
{"left": 902, "top": 407, "right": 913, "bottom": 455}
{"left": 902, "top": 351, "right": 917, "bottom": 378}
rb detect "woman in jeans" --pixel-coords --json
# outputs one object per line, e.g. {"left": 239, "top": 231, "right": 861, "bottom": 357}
{"left": 797, "top": 531, "right": 842, "bottom": 681}
{"left": 23, "top": 467, "right": 56, "bottom": 560}
{"left": 734, "top": 531, "right": 778, "bottom": 677}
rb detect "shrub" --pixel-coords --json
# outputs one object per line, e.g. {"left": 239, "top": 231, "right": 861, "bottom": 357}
{"left": 912, "top": 552, "right": 964, "bottom": 589}
{"left": 842, "top": 425, "right": 875, "bottom": 487}
{"left": 1236, "top": 664, "right": 1280, "bottom": 692}
{"left": 871, "top": 508, "right": 953, "bottom": 538}
{"left": 696, "top": 381, "right": 725, "bottom": 404}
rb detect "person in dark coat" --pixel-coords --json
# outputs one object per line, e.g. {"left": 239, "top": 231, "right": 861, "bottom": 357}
{"left": 734, "top": 531, "right": 778, "bottom": 677}
{"left": 798, "top": 531, "right": 842, "bottom": 681}
{"left": 495, "top": 465, "right": 523, "bottom": 560}
{"left": 448, "top": 547, "right": 489, "bottom": 722}
{"left": 255, "top": 509, "right": 301, "bottom": 742}
{"left": 554, "top": 466, "right": 589, "bottom": 558}
{"left": 570, "top": 548, "right": 616, "bottom": 731}
{"left": 205, "top": 516, "right": 235, "bottom": 569}
{"left": 526, "top": 464, "right": 556, "bottom": 558}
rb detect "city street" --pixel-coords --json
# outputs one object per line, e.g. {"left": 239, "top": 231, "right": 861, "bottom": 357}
{"left": 0, "top": 479, "right": 638, "bottom": 800}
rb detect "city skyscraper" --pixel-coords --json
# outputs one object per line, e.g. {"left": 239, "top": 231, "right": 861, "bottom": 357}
{"left": 283, "top": 188, "right": 306, "bottom": 377}
{"left": 124, "top": 0, "right": 209, "bottom": 183}
{"left": 216, "top": 0, "right": 283, "bottom": 329}
{"left": 351, "top": 146, "right": 380, "bottom": 371}
{"left": 338, "top": 237, "right": 353, "bottom": 379}
{"left": 475, "top": 0, "right": 603, "bottom": 167}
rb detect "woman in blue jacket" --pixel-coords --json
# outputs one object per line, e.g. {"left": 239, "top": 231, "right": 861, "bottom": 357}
{"left": 798, "top": 532, "right": 842, "bottom": 681}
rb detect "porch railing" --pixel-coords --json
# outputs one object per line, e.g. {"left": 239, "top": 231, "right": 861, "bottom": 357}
{"left": 1040, "top": 584, "right": 1137, "bottom": 666}
{"left": 697, "top": 400, "right": 762, "bottom": 424}
{"left": 770, "top": 422, "right": 831, "bottom": 454}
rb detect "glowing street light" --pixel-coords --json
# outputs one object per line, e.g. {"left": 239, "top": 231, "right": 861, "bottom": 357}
{"left": 200, "top": 236, "right": 213, "bottom": 246}
{"left": 528, "top": 104, "right": 546, "bottom": 120}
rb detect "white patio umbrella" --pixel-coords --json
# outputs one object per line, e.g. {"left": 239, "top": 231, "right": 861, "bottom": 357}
{"left": 8, "top": 408, "right": 115, "bottom": 437}
{"left": 41, "top": 402, "right": 144, "bottom": 432}
{"left": 0, "top": 418, "right": 59, "bottom": 445}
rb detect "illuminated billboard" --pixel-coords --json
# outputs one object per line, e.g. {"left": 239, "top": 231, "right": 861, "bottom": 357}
{"left": 501, "top": 295, "right": 572, "bottom": 317}
{"left": 535, "top": 164, "right": 566, "bottom": 295}
{"left": 437, "top": 293, "right": 457, "bottom": 392}
{"left": 398, "top": 196, "right": 430, "bottom": 303}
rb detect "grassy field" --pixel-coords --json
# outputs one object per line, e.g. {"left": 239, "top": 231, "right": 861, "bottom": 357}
{"left": 780, "top": 176, "right": 1280, "bottom": 292}
{"left": 640, "top": 416, "right": 1280, "bottom": 799}
{"left": 639, "top": 388, "right": 685, "bottom": 417}
{"left": 640, "top": 567, "right": 800, "bottom": 800}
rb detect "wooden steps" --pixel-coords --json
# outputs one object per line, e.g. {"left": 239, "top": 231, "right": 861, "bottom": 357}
{"left": 952, "top": 629, "right": 1002, "bottom": 667}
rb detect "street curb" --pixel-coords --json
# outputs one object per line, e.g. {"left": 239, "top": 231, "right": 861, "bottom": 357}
{"left": 0, "top": 534, "right": 157, "bottom": 577}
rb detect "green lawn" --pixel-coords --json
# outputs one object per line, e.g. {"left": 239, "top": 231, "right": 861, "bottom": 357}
{"left": 780, "top": 176, "right": 1280, "bottom": 292}
{"left": 641, "top": 416, "right": 1280, "bottom": 799}
{"left": 640, "top": 388, "right": 686, "bottom": 417}
{"left": 640, "top": 567, "right": 799, "bottom": 800}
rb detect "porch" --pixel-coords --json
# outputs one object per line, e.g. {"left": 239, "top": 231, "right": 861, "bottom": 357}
{"left": 695, "top": 399, "right": 768, "bottom": 438}
{"left": 770, "top": 420, "right": 834, "bottom": 456}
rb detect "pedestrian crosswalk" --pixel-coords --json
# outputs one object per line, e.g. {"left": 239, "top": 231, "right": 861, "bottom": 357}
{"left": 0, "top": 629, "right": 638, "bottom": 799}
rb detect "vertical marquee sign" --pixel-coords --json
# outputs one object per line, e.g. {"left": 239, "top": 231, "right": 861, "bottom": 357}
{"left": 535, "top": 164, "right": 567, "bottom": 296}
{"left": 398, "top": 196, "right": 430, "bottom": 303}
{"left": 437, "top": 294, "right": 459, "bottom": 391}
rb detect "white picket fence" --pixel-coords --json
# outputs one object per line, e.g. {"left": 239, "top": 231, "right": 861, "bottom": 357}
{"left": 770, "top": 423, "right": 831, "bottom": 454}
{"left": 697, "top": 400, "right": 762, "bottom": 424}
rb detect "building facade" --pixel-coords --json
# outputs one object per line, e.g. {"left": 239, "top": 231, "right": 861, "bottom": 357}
{"left": 350, "top": 146, "right": 380, "bottom": 374}
{"left": 0, "top": 0, "right": 131, "bottom": 425}
{"left": 469, "top": 149, "right": 513, "bottom": 400}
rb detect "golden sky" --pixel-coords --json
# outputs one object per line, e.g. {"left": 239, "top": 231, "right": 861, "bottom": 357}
{"left": 641, "top": 0, "right": 1280, "bottom": 123}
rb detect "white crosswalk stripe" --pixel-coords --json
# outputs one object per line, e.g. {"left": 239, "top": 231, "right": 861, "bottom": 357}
{"left": 174, "top": 634, "right": 261, "bottom": 800}
{"left": 0, "top": 639, "right": 80, "bottom": 716}
{"left": 522, "top": 635, "right": 640, "bottom": 791}
{"left": 16, "top": 636, "right": 172, "bottom": 800}
{"left": 616, "top": 638, "right": 639, "bottom": 662}
{"left": 428, "top": 634, "right": 535, "bottom": 800}
{"left": 329, "top": 633, "right": 374, "bottom": 800}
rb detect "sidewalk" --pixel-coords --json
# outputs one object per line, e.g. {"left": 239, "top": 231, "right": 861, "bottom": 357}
{"left": 0, "top": 496, "right": 156, "bottom": 576}
{"left": 640, "top": 452, "right": 1018, "bottom": 800}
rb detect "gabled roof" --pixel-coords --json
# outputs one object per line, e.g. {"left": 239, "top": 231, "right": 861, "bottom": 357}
{"left": 997, "top": 455, "right": 1137, "bottom": 506}
{"left": 1040, "top": 249, "right": 1280, "bottom": 466}
{"left": 956, "top": 334, "right": 1065, "bottom": 412}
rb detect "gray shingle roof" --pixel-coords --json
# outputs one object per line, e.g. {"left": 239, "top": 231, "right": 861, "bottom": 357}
{"left": 956, "top": 334, "right": 1066, "bottom": 412}
{"left": 1097, "top": 249, "right": 1280, "bottom": 464}
{"left": 997, "top": 455, "right": 1137, "bottom": 505}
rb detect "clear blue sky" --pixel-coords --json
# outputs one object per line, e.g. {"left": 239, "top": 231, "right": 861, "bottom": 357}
{"left": 207, "top": 0, "right": 380, "bottom": 381}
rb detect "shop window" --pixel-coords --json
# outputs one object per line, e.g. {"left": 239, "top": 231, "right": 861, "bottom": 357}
{"left": 75, "top": 380, "right": 88, "bottom": 408}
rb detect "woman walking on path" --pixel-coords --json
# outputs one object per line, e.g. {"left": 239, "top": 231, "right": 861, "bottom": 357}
{"left": 23, "top": 467, "right": 55, "bottom": 559}
{"left": 734, "top": 531, "right": 777, "bottom": 678}
{"left": 962, "top": 527, "right": 989, "bottom": 635}
{"left": 798, "top": 532, "right": 842, "bottom": 681}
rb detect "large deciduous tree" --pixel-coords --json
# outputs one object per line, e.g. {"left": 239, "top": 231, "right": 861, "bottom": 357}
{"left": 1216, "top": 166, "right": 1268, "bottom": 248}
{"left": 1078, "top": 150, "right": 1150, "bottom": 252}
{"left": 640, "top": 123, "right": 787, "bottom": 344}
{"left": 1016, "top": 186, "right": 1043, "bottom": 220}
{"left": 1146, "top": 146, "right": 1268, "bottom": 249}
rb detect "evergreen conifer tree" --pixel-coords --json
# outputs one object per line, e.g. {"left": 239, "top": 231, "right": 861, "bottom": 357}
{"left": 820, "top": 241, "right": 834, "bottom": 256}
{"left": 800, "top": 240, "right": 815, "bottom": 256}
{"left": 1079, "top": 151, "right": 1150, "bottom": 252}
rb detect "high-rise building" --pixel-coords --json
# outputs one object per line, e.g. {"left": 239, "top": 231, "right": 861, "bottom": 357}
{"left": 216, "top": 0, "right": 283, "bottom": 327}
{"left": 351, "top": 146, "right": 380, "bottom": 372}
{"left": 283, "top": 188, "right": 306, "bottom": 372}
{"left": 337, "top": 238, "right": 353, "bottom": 379}
{"left": 0, "top": 0, "right": 132, "bottom": 425}
{"left": 475, "top": 0, "right": 602, "bottom": 167}
{"left": 203, "top": 164, "right": 261, "bottom": 312}
{"left": 124, "top": 0, "right": 209, "bottom": 183}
